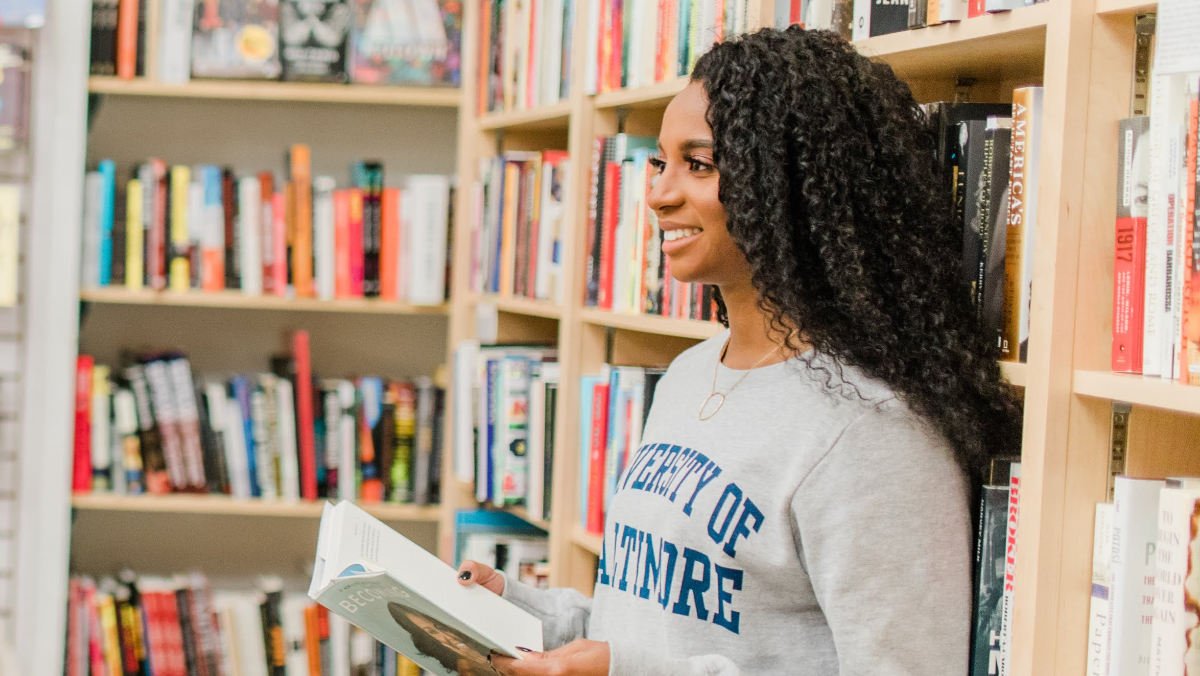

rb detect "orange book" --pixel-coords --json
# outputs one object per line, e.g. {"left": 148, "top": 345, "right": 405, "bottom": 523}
{"left": 115, "top": 0, "right": 139, "bottom": 80}
{"left": 380, "top": 188, "right": 401, "bottom": 301}
{"left": 1181, "top": 97, "right": 1200, "bottom": 383}
{"left": 290, "top": 145, "right": 314, "bottom": 297}
{"left": 303, "top": 605, "right": 322, "bottom": 675}
{"left": 259, "top": 173, "right": 276, "bottom": 295}
{"left": 272, "top": 192, "right": 288, "bottom": 296}
{"left": 349, "top": 189, "right": 365, "bottom": 297}
{"left": 334, "top": 190, "right": 352, "bottom": 298}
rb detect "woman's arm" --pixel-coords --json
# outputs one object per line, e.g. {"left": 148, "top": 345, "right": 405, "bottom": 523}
{"left": 500, "top": 574, "right": 594, "bottom": 650}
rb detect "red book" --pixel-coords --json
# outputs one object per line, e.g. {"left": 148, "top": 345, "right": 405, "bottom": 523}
{"left": 968, "top": 0, "right": 985, "bottom": 17}
{"left": 334, "top": 190, "right": 353, "bottom": 298}
{"left": 73, "top": 355, "right": 94, "bottom": 493}
{"left": 272, "top": 192, "right": 287, "bottom": 295}
{"left": 598, "top": 162, "right": 621, "bottom": 309}
{"left": 349, "top": 188, "right": 365, "bottom": 297}
{"left": 661, "top": 253, "right": 672, "bottom": 317}
{"left": 1113, "top": 117, "right": 1150, "bottom": 372}
{"left": 609, "top": 0, "right": 623, "bottom": 91}
{"left": 791, "top": 0, "right": 802, "bottom": 24}
{"left": 293, "top": 330, "right": 318, "bottom": 500}
{"left": 1181, "top": 98, "right": 1200, "bottom": 382}
{"left": 586, "top": 379, "right": 610, "bottom": 535}
{"left": 260, "top": 173, "right": 276, "bottom": 295}
{"left": 148, "top": 160, "right": 168, "bottom": 291}
{"left": 380, "top": 188, "right": 401, "bottom": 301}
{"left": 115, "top": 0, "right": 139, "bottom": 80}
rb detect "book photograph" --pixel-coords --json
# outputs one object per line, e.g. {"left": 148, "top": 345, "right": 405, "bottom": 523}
{"left": 350, "top": 0, "right": 463, "bottom": 87}
{"left": 191, "top": 0, "right": 284, "bottom": 79}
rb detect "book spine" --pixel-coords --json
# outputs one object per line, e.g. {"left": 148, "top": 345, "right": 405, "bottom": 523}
{"left": 149, "top": 160, "right": 169, "bottom": 291}
{"left": 90, "top": 366, "right": 112, "bottom": 491}
{"left": 1114, "top": 117, "right": 1151, "bottom": 372}
{"left": 380, "top": 188, "right": 401, "bottom": 302}
{"left": 349, "top": 188, "right": 365, "bottom": 297}
{"left": 144, "top": 359, "right": 189, "bottom": 491}
{"left": 414, "top": 376, "right": 436, "bottom": 506}
{"left": 1180, "top": 93, "right": 1199, "bottom": 382}
{"left": 1189, "top": 93, "right": 1200, "bottom": 385}
{"left": 158, "top": 0, "right": 193, "bottom": 84}
{"left": 198, "top": 167, "right": 222, "bottom": 291}
{"left": 169, "top": 166, "right": 190, "bottom": 292}
{"left": 363, "top": 163, "right": 384, "bottom": 298}
{"left": 222, "top": 168, "right": 238, "bottom": 290}
{"left": 116, "top": 0, "right": 140, "bottom": 79}
{"left": 97, "top": 161, "right": 116, "bottom": 286}
{"left": 73, "top": 356, "right": 94, "bottom": 493}
{"left": 1002, "top": 94, "right": 1034, "bottom": 362}
{"left": 1109, "top": 477, "right": 1167, "bottom": 676}
{"left": 391, "top": 382, "right": 415, "bottom": 503}
{"left": 599, "top": 160, "right": 621, "bottom": 309}
{"left": 234, "top": 177, "right": 260, "bottom": 296}
{"left": 276, "top": 378, "right": 300, "bottom": 502}
{"left": 127, "top": 364, "right": 170, "bottom": 494}
{"left": 91, "top": 0, "right": 120, "bottom": 76}
{"left": 586, "top": 377, "right": 610, "bottom": 534}
{"left": 113, "top": 389, "right": 144, "bottom": 494}
{"left": 999, "top": 462, "right": 1021, "bottom": 676}
{"left": 1086, "top": 503, "right": 1114, "bottom": 676}
{"left": 272, "top": 191, "right": 287, "bottom": 296}
{"left": 1144, "top": 76, "right": 1183, "bottom": 377}
{"left": 407, "top": 176, "right": 451, "bottom": 306}
{"left": 314, "top": 176, "right": 337, "bottom": 301}
{"left": 294, "top": 331, "right": 318, "bottom": 501}
{"left": 1148, "top": 488, "right": 1199, "bottom": 676}
{"left": 967, "top": 0, "right": 984, "bottom": 16}
{"left": 126, "top": 178, "right": 144, "bottom": 290}
{"left": 168, "top": 357, "right": 207, "bottom": 491}
{"left": 291, "top": 145, "right": 314, "bottom": 297}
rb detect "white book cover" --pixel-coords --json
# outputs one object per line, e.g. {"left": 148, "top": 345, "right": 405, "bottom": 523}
{"left": 1148, "top": 486, "right": 1200, "bottom": 676}
{"left": 309, "top": 502, "right": 543, "bottom": 676}
{"left": 158, "top": 0, "right": 194, "bottom": 85}
{"left": 939, "top": 0, "right": 967, "bottom": 21}
{"left": 852, "top": 0, "right": 870, "bottom": 39}
{"left": 276, "top": 377, "right": 300, "bottom": 502}
{"left": 406, "top": 175, "right": 451, "bottom": 306}
{"left": 238, "top": 177, "right": 263, "bottom": 296}
{"left": 337, "top": 380, "right": 357, "bottom": 502}
{"left": 1109, "top": 476, "right": 1167, "bottom": 676}
{"left": 82, "top": 172, "right": 102, "bottom": 289}
{"left": 543, "top": 0, "right": 564, "bottom": 106}
{"left": 1144, "top": 75, "right": 1187, "bottom": 376}
{"left": 454, "top": 340, "right": 480, "bottom": 485}
{"left": 1086, "top": 502, "right": 1114, "bottom": 676}
{"left": 214, "top": 591, "right": 269, "bottom": 676}
{"left": 222, "top": 395, "right": 252, "bottom": 499}
{"left": 330, "top": 613, "right": 351, "bottom": 676}
{"left": 314, "top": 176, "right": 337, "bottom": 301}
{"left": 281, "top": 593, "right": 310, "bottom": 676}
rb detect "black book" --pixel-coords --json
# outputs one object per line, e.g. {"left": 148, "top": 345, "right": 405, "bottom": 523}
{"left": 701, "top": 285, "right": 714, "bottom": 322}
{"left": 378, "top": 400, "right": 396, "bottom": 499}
{"left": 135, "top": 0, "right": 146, "bottom": 77}
{"left": 642, "top": 368, "right": 668, "bottom": 427}
{"left": 197, "top": 382, "right": 231, "bottom": 494}
{"left": 358, "top": 161, "right": 384, "bottom": 297}
{"left": 430, "top": 387, "right": 445, "bottom": 505}
{"left": 980, "top": 119, "right": 1012, "bottom": 344}
{"left": 112, "top": 187, "right": 127, "bottom": 285}
{"left": 869, "top": 0, "right": 910, "bottom": 36}
{"left": 969, "top": 485, "right": 1009, "bottom": 676}
{"left": 542, "top": 381, "right": 557, "bottom": 522}
{"left": 90, "top": 0, "right": 120, "bottom": 76}
{"left": 585, "top": 136, "right": 616, "bottom": 306}
{"left": 280, "top": 0, "right": 350, "bottom": 83}
{"left": 960, "top": 120, "right": 988, "bottom": 305}
{"left": 222, "top": 168, "right": 240, "bottom": 290}
{"left": 260, "top": 585, "right": 287, "bottom": 676}
{"left": 176, "top": 586, "right": 202, "bottom": 676}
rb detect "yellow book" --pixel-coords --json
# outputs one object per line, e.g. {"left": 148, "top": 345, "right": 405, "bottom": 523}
{"left": 398, "top": 655, "right": 421, "bottom": 676}
{"left": 97, "top": 592, "right": 123, "bottom": 676}
{"left": 169, "top": 166, "right": 190, "bottom": 292}
{"left": 126, "top": 179, "right": 143, "bottom": 290}
{"left": 500, "top": 160, "right": 519, "bottom": 295}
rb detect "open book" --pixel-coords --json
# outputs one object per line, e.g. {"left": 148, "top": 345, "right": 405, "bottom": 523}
{"left": 309, "top": 501, "right": 543, "bottom": 676}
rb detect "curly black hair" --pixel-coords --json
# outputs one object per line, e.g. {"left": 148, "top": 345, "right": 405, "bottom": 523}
{"left": 691, "top": 27, "right": 1023, "bottom": 481}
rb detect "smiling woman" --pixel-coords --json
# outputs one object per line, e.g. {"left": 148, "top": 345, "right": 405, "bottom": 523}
{"left": 458, "top": 25, "right": 1022, "bottom": 676}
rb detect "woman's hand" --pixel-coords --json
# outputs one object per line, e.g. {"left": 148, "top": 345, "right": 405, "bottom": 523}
{"left": 456, "top": 560, "right": 505, "bottom": 596}
{"left": 491, "top": 640, "right": 611, "bottom": 676}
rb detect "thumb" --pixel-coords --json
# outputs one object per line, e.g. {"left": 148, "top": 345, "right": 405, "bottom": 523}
{"left": 456, "top": 560, "right": 505, "bottom": 596}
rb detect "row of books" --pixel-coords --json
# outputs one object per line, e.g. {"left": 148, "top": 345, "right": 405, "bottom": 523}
{"left": 1084, "top": 476, "right": 1200, "bottom": 676}
{"left": 80, "top": 152, "right": 453, "bottom": 306}
{"left": 1111, "top": 74, "right": 1200, "bottom": 382}
{"left": 65, "top": 572, "right": 428, "bottom": 676}
{"left": 469, "top": 150, "right": 570, "bottom": 303}
{"left": 476, "top": 0, "right": 576, "bottom": 115}
{"left": 71, "top": 333, "right": 446, "bottom": 506}
{"left": 924, "top": 88, "right": 1045, "bottom": 363}
{"left": 578, "top": 364, "right": 666, "bottom": 535}
{"left": 850, "top": 0, "right": 1046, "bottom": 39}
{"left": 451, "top": 341, "right": 558, "bottom": 521}
{"left": 89, "top": 0, "right": 462, "bottom": 87}
{"left": 967, "top": 458, "right": 1021, "bottom": 676}
{"left": 585, "top": 133, "right": 721, "bottom": 322}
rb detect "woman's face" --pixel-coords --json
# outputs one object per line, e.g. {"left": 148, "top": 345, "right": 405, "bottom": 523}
{"left": 647, "top": 81, "right": 751, "bottom": 287}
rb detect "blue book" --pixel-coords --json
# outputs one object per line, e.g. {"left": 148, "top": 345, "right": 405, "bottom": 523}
{"left": 677, "top": 0, "right": 692, "bottom": 78}
{"left": 97, "top": 159, "right": 116, "bottom": 285}
{"left": 231, "top": 376, "right": 260, "bottom": 497}
{"left": 359, "top": 377, "right": 384, "bottom": 484}
{"left": 578, "top": 375, "right": 599, "bottom": 529}
{"left": 484, "top": 359, "right": 500, "bottom": 504}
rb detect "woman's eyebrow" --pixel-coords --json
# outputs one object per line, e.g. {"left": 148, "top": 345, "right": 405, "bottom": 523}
{"left": 681, "top": 139, "right": 713, "bottom": 151}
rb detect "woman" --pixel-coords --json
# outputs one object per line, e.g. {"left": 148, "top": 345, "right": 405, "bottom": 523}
{"left": 460, "top": 26, "right": 1022, "bottom": 676}
{"left": 387, "top": 601, "right": 495, "bottom": 676}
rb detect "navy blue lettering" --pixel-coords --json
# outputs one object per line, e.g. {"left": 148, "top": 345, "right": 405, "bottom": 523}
{"left": 596, "top": 522, "right": 612, "bottom": 586}
{"left": 638, "top": 533, "right": 659, "bottom": 600}
{"left": 618, "top": 525, "right": 640, "bottom": 592}
{"left": 629, "top": 444, "right": 664, "bottom": 490}
{"left": 647, "top": 445, "right": 681, "bottom": 494}
{"left": 707, "top": 483, "right": 744, "bottom": 544}
{"left": 658, "top": 541, "right": 680, "bottom": 610}
{"left": 671, "top": 548, "right": 711, "bottom": 621}
{"left": 682, "top": 459, "right": 722, "bottom": 516}
{"left": 723, "top": 498, "right": 764, "bottom": 558}
{"left": 664, "top": 449, "right": 699, "bottom": 498}
{"left": 713, "top": 565, "right": 744, "bottom": 634}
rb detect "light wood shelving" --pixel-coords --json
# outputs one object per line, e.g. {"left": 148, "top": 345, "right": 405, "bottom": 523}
{"left": 1000, "top": 361, "right": 1028, "bottom": 388}
{"left": 476, "top": 294, "right": 564, "bottom": 319}
{"left": 480, "top": 101, "right": 574, "bottom": 131}
{"left": 1095, "top": 0, "right": 1156, "bottom": 15}
{"left": 571, "top": 525, "right": 604, "bottom": 557}
{"left": 593, "top": 78, "right": 689, "bottom": 110}
{"left": 579, "top": 307, "right": 723, "bottom": 340}
{"left": 1073, "top": 370, "right": 1200, "bottom": 416}
{"left": 88, "top": 76, "right": 461, "bottom": 107}
{"left": 81, "top": 287, "right": 449, "bottom": 315}
{"left": 71, "top": 493, "right": 442, "bottom": 522}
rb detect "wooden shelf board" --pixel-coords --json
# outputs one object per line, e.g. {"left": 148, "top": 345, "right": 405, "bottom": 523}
{"left": 476, "top": 294, "right": 563, "bottom": 319}
{"left": 71, "top": 493, "right": 443, "bottom": 522}
{"left": 479, "top": 101, "right": 573, "bottom": 131}
{"left": 579, "top": 307, "right": 722, "bottom": 340}
{"left": 855, "top": 4, "right": 1050, "bottom": 80}
{"left": 81, "top": 287, "right": 449, "bottom": 315}
{"left": 1000, "top": 361, "right": 1028, "bottom": 387}
{"left": 571, "top": 525, "right": 604, "bottom": 556}
{"left": 88, "top": 76, "right": 461, "bottom": 107}
{"left": 1073, "top": 370, "right": 1200, "bottom": 416}
{"left": 1095, "top": 0, "right": 1155, "bottom": 14}
{"left": 503, "top": 505, "right": 551, "bottom": 531}
{"left": 593, "top": 78, "right": 690, "bottom": 111}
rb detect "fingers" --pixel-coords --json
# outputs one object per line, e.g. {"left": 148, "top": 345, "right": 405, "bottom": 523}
{"left": 490, "top": 652, "right": 552, "bottom": 676}
{"left": 456, "top": 560, "right": 505, "bottom": 595}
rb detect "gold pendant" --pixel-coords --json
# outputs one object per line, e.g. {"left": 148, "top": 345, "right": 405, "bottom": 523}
{"left": 698, "top": 392, "right": 726, "bottom": 421}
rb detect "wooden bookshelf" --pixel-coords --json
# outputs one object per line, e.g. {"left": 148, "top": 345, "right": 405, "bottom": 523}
{"left": 503, "top": 505, "right": 551, "bottom": 532}
{"left": 479, "top": 101, "right": 574, "bottom": 131}
{"left": 1095, "top": 0, "right": 1156, "bottom": 15}
{"left": 71, "top": 493, "right": 442, "bottom": 522}
{"left": 1000, "top": 361, "right": 1028, "bottom": 388}
{"left": 476, "top": 294, "right": 564, "bottom": 319}
{"left": 593, "top": 78, "right": 690, "bottom": 110}
{"left": 1073, "top": 371, "right": 1200, "bottom": 416}
{"left": 578, "top": 307, "right": 723, "bottom": 340}
{"left": 571, "top": 525, "right": 604, "bottom": 557}
{"left": 87, "top": 76, "right": 461, "bottom": 107}
{"left": 80, "top": 287, "right": 449, "bottom": 315}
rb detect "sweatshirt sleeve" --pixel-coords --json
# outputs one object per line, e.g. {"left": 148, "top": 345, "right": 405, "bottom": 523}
{"left": 790, "top": 401, "right": 973, "bottom": 676}
{"left": 500, "top": 573, "right": 593, "bottom": 650}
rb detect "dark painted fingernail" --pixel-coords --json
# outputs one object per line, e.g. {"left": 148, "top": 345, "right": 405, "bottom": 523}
{"left": 516, "top": 647, "right": 533, "bottom": 653}
{"left": 459, "top": 571, "right": 472, "bottom": 580}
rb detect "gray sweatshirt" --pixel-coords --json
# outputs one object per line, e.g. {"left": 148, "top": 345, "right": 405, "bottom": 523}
{"left": 502, "top": 332, "right": 971, "bottom": 676}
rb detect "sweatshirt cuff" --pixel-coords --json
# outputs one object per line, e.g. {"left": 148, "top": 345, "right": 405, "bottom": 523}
{"left": 609, "top": 640, "right": 683, "bottom": 676}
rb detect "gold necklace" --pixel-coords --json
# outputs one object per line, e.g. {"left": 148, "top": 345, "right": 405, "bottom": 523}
{"left": 698, "top": 339, "right": 782, "bottom": 421}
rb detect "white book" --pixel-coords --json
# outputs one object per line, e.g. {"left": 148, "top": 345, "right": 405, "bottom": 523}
{"left": 82, "top": 172, "right": 103, "bottom": 288}
{"left": 90, "top": 366, "right": 112, "bottom": 490}
{"left": 852, "top": 0, "right": 871, "bottom": 38}
{"left": 158, "top": 0, "right": 194, "bottom": 85}
{"left": 1144, "top": 75, "right": 1187, "bottom": 376}
{"left": 405, "top": 175, "right": 451, "bottom": 306}
{"left": 1086, "top": 502, "right": 1114, "bottom": 676}
{"left": 309, "top": 501, "right": 543, "bottom": 676}
{"left": 275, "top": 377, "right": 300, "bottom": 502}
{"left": 281, "top": 594, "right": 310, "bottom": 676}
{"left": 337, "top": 380, "right": 357, "bottom": 502}
{"left": 543, "top": 0, "right": 564, "bottom": 105}
{"left": 939, "top": 0, "right": 967, "bottom": 21}
{"left": 238, "top": 177, "right": 263, "bottom": 296}
{"left": 212, "top": 601, "right": 241, "bottom": 676}
{"left": 999, "top": 461, "right": 1022, "bottom": 676}
{"left": 314, "top": 175, "right": 337, "bottom": 301}
{"left": 223, "top": 395, "right": 252, "bottom": 499}
{"left": 215, "top": 591, "right": 269, "bottom": 676}
{"left": 1148, "top": 486, "right": 1200, "bottom": 676}
{"left": 641, "top": 0, "right": 656, "bottom": 87}
{"left": 805, "top": 0, "right": 834, "bottom": 30}
{"left": 454, "top": 340, "right": 480, "bottom": 484}
{"left": 0, "top": 185, "right": 17, "bottom": 306}
{"left": 585, "top": 0, "right": 601, "bottom": 94}
{"left": 322, "top": 386, "right": 341, "bottom": 498}
{"left": 330, "top": 614, "right": 351, "bottom": 676}
{"left": 1109, "top": 476, "right": 1167, "bottom": 676}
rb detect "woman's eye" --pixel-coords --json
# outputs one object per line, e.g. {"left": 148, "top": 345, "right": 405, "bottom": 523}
{"left": 648, "top": 157, "right": 666, "bottom": 173}
{"left": 688, "top": 159, "right": 713, "bottom": 172}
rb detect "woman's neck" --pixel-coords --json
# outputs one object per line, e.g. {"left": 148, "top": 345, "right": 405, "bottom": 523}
{"left": 718, "top": 280, "right": 792, "bottom": 369}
